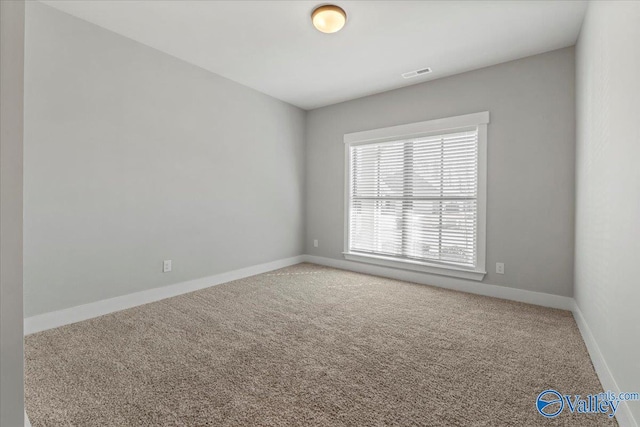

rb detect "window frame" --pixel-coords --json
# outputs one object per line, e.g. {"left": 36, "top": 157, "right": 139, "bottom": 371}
{"left": 343, "top": 112, "right": 489, "bottom": 281}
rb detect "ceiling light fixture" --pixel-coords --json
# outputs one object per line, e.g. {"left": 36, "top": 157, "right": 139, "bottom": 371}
{"left": 311, "top": 5, "right": 347, "bottom": 34}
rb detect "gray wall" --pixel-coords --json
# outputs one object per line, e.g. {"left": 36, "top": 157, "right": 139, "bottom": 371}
{"left": 575, "top": 1, "right": 640, "bottom": 424}
{"left": 305, "top": 48, "right": 576, "bottom": 296}
{"left": 24, "top": 2, "right": 306, "bottom": 317}
{"left": 1, "top": 0, "right": 26, "bottom": 425}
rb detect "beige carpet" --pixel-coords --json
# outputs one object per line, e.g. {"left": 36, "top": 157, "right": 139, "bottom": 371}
{"left": 25, "top": 263, "right": 613, "bottom": 426}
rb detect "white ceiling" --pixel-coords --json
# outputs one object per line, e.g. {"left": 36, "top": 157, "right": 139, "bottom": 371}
{"left": 41, "top": 0, "right": 587, "bottom": 110}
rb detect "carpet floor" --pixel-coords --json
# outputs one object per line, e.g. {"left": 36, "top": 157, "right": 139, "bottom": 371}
{"left": 25, "top": 263, "right": 614, "bottom": 426}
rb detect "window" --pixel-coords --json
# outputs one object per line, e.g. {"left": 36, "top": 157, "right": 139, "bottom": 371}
{"left": 344, "top": 112, "right": 488, "bottom": 280}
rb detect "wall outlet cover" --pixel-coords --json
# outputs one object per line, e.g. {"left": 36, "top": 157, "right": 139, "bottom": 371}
{"left": 163, "top": 260, "right": 172, "bottom": 273}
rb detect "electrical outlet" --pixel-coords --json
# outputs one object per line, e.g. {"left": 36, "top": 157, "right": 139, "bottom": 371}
{"left": 313, "top": 239, "right": 319, "bottom": 248}
{"left": 496, "top": 262, "right": 504, "bottom": 275}
{"left": 163, "top": 260, "right": 172, "bottom": 273}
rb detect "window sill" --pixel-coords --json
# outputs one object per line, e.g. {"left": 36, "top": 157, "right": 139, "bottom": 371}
{"left": 343, "top": 252, "right": 486, "bottom": 281}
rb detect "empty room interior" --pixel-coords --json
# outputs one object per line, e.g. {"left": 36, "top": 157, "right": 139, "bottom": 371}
{"left": 1, "top": 0, "right": 640, "bottom": 425}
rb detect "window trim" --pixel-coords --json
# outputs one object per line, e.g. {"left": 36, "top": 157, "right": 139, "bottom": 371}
{"left": 343, "top": 112, "right": 489, "bottom": 281}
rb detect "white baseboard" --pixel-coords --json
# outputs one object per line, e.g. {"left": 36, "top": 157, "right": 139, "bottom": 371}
{"left": 23, "top": 253, "right": 634, "bottom": 426}
{"left": 302, "top": 255, "right": 574, "bottom": 310}
{"left": 303, "top": 255, "right": 637, "bottom": 425}
{"left": 24, "top": 253, "right": 573, "bottom": 335}
{"left": 572, "top": 302, "right": 638, "bottom": 427}
{"left": 24, "top": 255, "right": 305, "bottom": 335}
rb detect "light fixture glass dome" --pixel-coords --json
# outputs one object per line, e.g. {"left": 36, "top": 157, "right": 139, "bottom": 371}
{"left": 312, "top": 5, "right": 347, "bottom": 34}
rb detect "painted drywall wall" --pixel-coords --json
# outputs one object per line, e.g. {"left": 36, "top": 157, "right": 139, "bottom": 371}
{"left": 0, "top": 0, "right": 26, "bottom": 425}
{"left": 575, "top": 1, "right": 640, "bottom": 424}
{"left": 24, "top": 2, "right": 306, "bottom": 317}
{"left": 305, "top": 47, "right": 576, "bottom": 297}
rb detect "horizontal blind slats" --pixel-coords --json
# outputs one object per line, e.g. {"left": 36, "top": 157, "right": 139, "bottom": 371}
{"left": 349, "top": 129, "right": 479, "bottom": 269}
{"left": 355, "top": 144, "right": 477, "bottom": 159}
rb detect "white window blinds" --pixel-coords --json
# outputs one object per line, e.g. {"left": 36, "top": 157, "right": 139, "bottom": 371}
{"left": 348, "top": 129, "right": 479, "bottom": 268}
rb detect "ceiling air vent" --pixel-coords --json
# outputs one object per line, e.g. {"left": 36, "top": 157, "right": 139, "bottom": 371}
{"left": 402, "top": 67, "right": 432, "bottom": 79}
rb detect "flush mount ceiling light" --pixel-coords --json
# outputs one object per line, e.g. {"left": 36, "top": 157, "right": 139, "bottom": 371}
{"left": 312, "top": 5, "right": 347, "bottom": 34}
